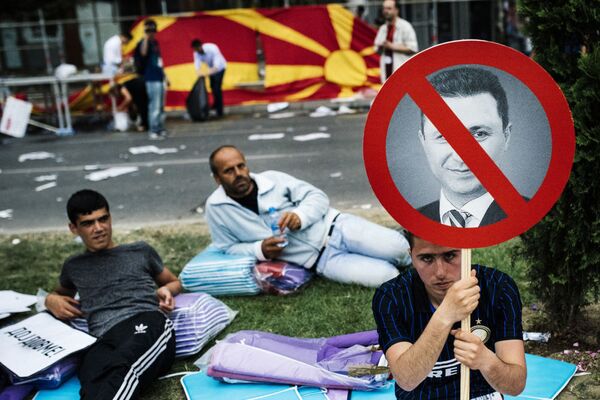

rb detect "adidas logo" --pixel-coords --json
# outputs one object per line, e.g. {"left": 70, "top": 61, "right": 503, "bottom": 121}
{"left": 134, "top": 323, "right": 148, "bottom": 334}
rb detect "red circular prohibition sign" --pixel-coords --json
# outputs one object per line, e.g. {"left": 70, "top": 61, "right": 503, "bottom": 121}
{"left": 363, "top": 40, "right": 575, "bottom": 248}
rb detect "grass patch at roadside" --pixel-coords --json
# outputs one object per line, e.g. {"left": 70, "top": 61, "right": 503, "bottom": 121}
{"left": 0, "top": 216, "right": 596, "bottom": 399}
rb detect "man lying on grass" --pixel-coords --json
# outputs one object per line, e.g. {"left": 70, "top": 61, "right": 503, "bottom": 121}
{"left": 372, "top": 231, "right": 526, "bottom": 399}
{"left": 45, "top": 189, "right": 182, "bottom": 400}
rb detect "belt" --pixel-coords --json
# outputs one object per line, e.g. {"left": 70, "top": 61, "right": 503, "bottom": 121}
{"left": 310, "top": 213, "right": 340, "bottom": 272}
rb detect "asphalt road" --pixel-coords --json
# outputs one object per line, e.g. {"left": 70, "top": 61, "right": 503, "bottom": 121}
{"left": 0, "top": 108, "right": 385, "bottom": 233}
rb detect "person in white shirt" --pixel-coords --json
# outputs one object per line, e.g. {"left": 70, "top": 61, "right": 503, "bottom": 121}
{"left": 374, "top": 0, "right": 418, "bottom": 83}
{"left": 102, "top": 33, "right": 132, "bottom": 75}
{"left": 191, "top": 38, "right": 227, "bottom": 117}
{"left": 417, "top": 67, "right": 514, "bottom": 227}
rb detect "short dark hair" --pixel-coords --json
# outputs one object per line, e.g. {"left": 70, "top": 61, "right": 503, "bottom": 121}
{"left": 209, "top": 145, "right": 240, "bottom": 175}
{"left": 121, "top": 32, "right": 133, "bottom": 41}
{"left": 423, "top": 67, "right": 509, "bottom": 131}
{"left": 404, "top": 229, "right": 415, "bottom": 249}
{"left": 67, "top": 190, "right": 110, "bottom": 225}
{"left": 191, "top": 39, "right": 202, "bottom": 48}
{"left": 144, "top": 19, "right": 157, "bottom": 32}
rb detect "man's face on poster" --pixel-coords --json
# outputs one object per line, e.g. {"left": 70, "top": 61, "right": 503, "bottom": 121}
{"left": 419, "top": 92, "right": 512, "bottom": 205}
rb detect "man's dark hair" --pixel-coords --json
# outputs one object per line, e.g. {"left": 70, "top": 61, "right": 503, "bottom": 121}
{"left": 403, "top": 229, "right": 415, "bottom": 249}
{"left": 121, "top": 32, "right": 133, "bottom": 41}
{"left": 209, "top": 145, "right": 240, "bottom": 175}
{"left": 144, "top": 19, "right": 157, "bottom": 32}
{"left": 191, "top": 39, "right": 202, "bottom": 48}
{"left": 422, "top": 67, "right": 509, "bottom": 132}
{"left": 67, "top": 190, "right": 110, "bottom": 225}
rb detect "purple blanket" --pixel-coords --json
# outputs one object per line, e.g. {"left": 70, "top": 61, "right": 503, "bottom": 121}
{"left": 207, "top": 330, "right": 386, "bottom": 390}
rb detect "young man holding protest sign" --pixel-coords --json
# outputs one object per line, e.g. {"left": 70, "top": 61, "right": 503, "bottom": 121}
{"left": 372, "top": 231, "right": 526, "bottom": 399}
{"left": 45, "top": 189, "right": 181, "bottom": 400}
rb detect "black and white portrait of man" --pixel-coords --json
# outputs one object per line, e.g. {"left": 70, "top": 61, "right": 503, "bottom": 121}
{"left": 386, "top": 65, "right": 552, "bottom": 228}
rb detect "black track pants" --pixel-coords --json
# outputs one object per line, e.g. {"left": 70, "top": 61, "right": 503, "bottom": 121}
{"left": 78, "top": 311, "right": 175, "bottom": 400}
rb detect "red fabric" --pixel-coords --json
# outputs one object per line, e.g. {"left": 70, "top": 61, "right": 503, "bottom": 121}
{"left": 260, "top": 34, "right": 326, "bottom": 67}
{"left": 258, "top": 7, "right": 340, "bottom": 53}
{"left": 66, "top": 5, "right": 381, "bottom": 111}
{"left": 155, "top": 15, "right": 257, "bottom": 67}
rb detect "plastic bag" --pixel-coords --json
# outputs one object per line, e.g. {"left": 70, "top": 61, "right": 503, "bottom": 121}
{"left": 254, "top": 261, "right": 313, "bottom": 295}
{"left": 114, "top": 111, "right": 130, "bottom": 132}
{"left": 8, "top": 356, "right": 78, "bottom": 389}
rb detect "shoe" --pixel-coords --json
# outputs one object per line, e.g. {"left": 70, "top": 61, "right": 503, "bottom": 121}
{"left": 158, "top": 130, "right": 169, "bottom": 137}
{"left": 148, "top": 132, "right": 164, "bottom": 140}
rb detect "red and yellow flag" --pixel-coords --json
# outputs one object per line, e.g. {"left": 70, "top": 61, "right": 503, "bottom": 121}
{"left": 125, "top": 5, "right": 380, "bottom": 109}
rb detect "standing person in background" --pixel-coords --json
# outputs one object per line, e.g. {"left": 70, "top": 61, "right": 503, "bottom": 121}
{"left": 134, "top": 19, "right": 169, "bottom": 139}
{"left": 191, "top": 39, "right": 227, "bottom": 118}
{"left": 102, "top": 32, "right": 132, "bottom": 75}
{"left": 374, "top": 0, "right": 418, "bottom": 83}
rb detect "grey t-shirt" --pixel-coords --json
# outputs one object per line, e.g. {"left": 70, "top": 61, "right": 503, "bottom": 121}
{"left": 60, "top": 241, "right": 164, "bottom": 337}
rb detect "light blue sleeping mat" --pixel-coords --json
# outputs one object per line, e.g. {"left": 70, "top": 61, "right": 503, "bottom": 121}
{"left": 32, "top": 353, "right": 577, "bottom": 399}
{"left": 505, "top": 353, "right": 577, "bottom": 400}
{"left": 32, "top": 377, "right": 80, "bottom": 400}
{"left": 181, "top": 372, "right": 329, "bottom": 399}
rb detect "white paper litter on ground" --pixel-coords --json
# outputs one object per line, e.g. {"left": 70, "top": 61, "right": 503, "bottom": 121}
{"left": 268, "top": 112, "right": 296, "bottom": 119}
{"left": 129, "top": 145, "right": 178, "bottom": 155}
{"left": 337, "top": 105, "right": 356, "bottom": 114}
{"left": 85, "top": 166, "right": 139, "bottom": 182}
{"left": 0, "top": 290, "right": 37, "bottom": 314}
{"left": 155, "top": 168, "right": 164, "bottom": 175}
{"left": 523, "top": 332, "right": 551, "bottom": 342}
{"left": 34, "top": 174, "right": 57, "bottom": 182}
{"left": 18, "top": 152, "right": 56, "bottom": 163}
{"left": 267, "top": 102, "right": 289, "bottom": 113}
{"left": 84, "top": 165, "right": 100, "bottom": 171}
{"left": 35, "top": 182, "right": 57, "bottom": 192}
{"left": 329, "top": 172, "right": 342, "bottom": 178}
{"left": 11, "top": 238, "right": 20, "bottom": 245}
{"left": 248, "top": 133, "right": 285, "bottom": 141}
{"left": 293, "top": 133, "right": 331, "bottom": 142}
{"left": 309, "top": 106, "right": 336, "bottom": 118}
{"left": 0, "top": 209, "right": 13, "bottom": 219}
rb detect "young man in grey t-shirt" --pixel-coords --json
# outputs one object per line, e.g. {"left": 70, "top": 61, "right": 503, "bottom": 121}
{"left": 45, "top": 189, "right": 182, "bottom": 400}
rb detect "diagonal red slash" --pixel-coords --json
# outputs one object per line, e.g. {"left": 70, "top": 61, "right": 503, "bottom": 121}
{"left": 408, "top": 74, "right": 527, "bottom": 217}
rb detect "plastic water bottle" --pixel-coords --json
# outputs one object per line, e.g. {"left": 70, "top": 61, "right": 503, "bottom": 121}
{"left": 267, "top": 207, "right": 288, "bottom": 247}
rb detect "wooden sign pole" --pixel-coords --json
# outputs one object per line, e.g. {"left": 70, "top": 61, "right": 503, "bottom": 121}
{"left": 460, "top": 248, "right": 472, "bottom": 400}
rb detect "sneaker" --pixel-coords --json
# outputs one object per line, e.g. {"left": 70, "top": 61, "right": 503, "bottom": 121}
{"left": 148, "top": 132, "right": 164, "bottom": 141}
{"left": 158, "top": 130, "right": 169, "bottom": 137}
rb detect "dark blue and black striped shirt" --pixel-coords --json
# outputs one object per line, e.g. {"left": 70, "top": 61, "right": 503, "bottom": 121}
{"left": 372, "top": 265, "right": 523, "bottom": 399}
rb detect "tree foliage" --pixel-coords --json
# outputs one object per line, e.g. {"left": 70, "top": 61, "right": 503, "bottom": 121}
{"left": 518, "top": 0, "right": 600, "bottom": 329}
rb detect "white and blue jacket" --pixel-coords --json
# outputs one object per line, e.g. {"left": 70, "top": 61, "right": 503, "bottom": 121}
{"left": 205, "top": 171, "right": 339, "bottom": 268}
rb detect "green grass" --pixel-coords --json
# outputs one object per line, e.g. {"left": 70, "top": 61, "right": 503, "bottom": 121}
{"left": 0, "top": 220, "right": 595, "bottom": 399}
